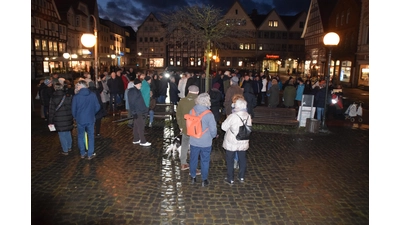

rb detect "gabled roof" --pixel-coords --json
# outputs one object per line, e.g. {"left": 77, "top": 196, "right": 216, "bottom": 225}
{"left": 137, "top": 12, "right": 162, "bottom": 31}
{"left": 280, "top": 11, "right": 306, "bottom": 30}
{"left": 301, "top": 0, "right": 339, "bottom": 38}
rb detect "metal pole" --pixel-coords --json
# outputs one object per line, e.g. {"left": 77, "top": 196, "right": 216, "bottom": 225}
{"left": 321, "top": 48, "right": 332, "bottom": 130}
{"left": 91, "top": 15, "right": 98, "bottom": 88}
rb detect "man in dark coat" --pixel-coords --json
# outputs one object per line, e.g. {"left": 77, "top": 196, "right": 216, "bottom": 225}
{"left": 48, "top": 83, "right": 74, "bottom": 155}
{"left": 128, "top": 79, "right": 151, "bottom": 146}
{"left": 39, "top": 79, "right": 54, "bottom": 121}
{"left": 72, "top": 80, "right": 101, "bottom": 160}
{"left": 107, "top": 72, "right": 124, "bottom": 115}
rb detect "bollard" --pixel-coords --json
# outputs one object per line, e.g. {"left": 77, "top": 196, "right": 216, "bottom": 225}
{"left": 306, "top": 118, "right": 320, "bottom": 133}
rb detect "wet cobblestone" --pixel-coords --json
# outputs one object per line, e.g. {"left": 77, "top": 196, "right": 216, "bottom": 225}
{"left": 31, "top": 107, "right": 368, "bottom": 225}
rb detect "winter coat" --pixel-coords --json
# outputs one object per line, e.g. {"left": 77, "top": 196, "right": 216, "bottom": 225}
{"left": 127, "top": 86, "right": 148, "bottom": 115}
{"left": 283, "top": 85, "right": 296, "bottom": 107}
{"left": 89, "top": 86, "right": 107, "bottom": 120}
{"left": 48, "top": 90, "right": 73, "bottom": 132}
{"left": 314, "top": 87, "right": 327, "bottom": 108}
{"left": 221, "top": 110, "right": 251, "bottom": 151}
{"left": 39, "top": 83, "right": 54, "bottom": 106}
{"left": 100, "top": 80, "right": 110, "bottom": 103}
{"left": 177, "top": 77, "right": 188, "bottom": 98}
{"left": 188, "top": 104, "right": 218, "bottom": 148}
{"left": 243, "top": 83, "right": 257, "bottom": 118}
{"left": 141, "top": 80, "right": 151, "bottom": 107}
{"left": 295, "top": 83, "right": 305, "bottom": 101}
{"left": 107, "top": 77, "right": 124, "bottom": 95}
{"left": 71, "top": 88, "right": 101, "bottom": 124}
{"left": 209, "top": 88, "right": 223, "bottom": 123}
{"left": 223, "top": 84, "right": 243, "bottom": 116}
{"left": 176, "top": 92, "right": 197, "bottom": 134}
{"left": 268, "top": 84, "right": 280, "bottom": 107}
{"left": 168, "top": 80, "right": 180, "bottom": 104}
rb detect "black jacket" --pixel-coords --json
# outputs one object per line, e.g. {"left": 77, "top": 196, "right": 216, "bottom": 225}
{"left": 39, "top": 83, "right": 54, "bottom": 106}
{"left": 128, "top": 87, "right": 148, "bottom": 115}
{"left": 48, "top": 90, "right": 74, "bottom": 132}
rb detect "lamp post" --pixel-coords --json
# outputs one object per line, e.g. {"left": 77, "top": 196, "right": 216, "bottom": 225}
{"left": 81, "top": 15, "right": 98, "bottom": 88}
{"left": 321, "top": 32, "right": 340, "bottom": 131}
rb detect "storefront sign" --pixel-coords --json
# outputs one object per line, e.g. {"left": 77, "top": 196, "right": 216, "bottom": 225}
{"left": 266, "top": 54, "right": 279, "bottom": 59}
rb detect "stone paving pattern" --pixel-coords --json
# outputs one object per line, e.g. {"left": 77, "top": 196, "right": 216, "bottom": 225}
{"left": 31, "top": 101, "right": 368, "bottom": 225}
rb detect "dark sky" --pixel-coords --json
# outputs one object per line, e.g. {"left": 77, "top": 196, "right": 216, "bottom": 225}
{"left": 97, "top": 0, "right": 311, "bottom": 31}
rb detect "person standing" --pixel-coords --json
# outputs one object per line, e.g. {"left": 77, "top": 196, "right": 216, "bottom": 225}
{"left": 223, "top": 76, "right": 243, "bottom": 116}
{"left": 39, "top": 79, "right": 54, "bottom": 121}
{"left": 176, "top": 85, "right": 199, "bottom": 172}
{"left": 242, "top": 83, "right": 257, "bottom": 119}
{"left": 128, "top": 79, "right": 151, "bottom": 146}
{"left": 157, "top": 73, "right": 168, "bottom": 104}
{"left": 221, "top": 98, "right": 251, "bottom": 185}
{"left": 141, "top": 76, "right": 153, "bottom": 127}
{"left": 72, "top": 80, "right": 101, "bottom": 160}
{"left": 209, "top": 82, "right": 223, "bottom": 124}
{"left": 268, "top": 78, "right": 280, "bottom": 108}
{"left": 48, "top": 83, "right": 74, "bottom": 155}
{"left": 168, "top": 76, "right": 180, "bottom": 105}
{"left": 283, "top": 79, "right": 296, "bottom": 108}
{"left": 295, "top": 77, "right": 305, "bottom": 108}
{"left": 188, "top": 93, "right": 218, "bottom": 187}
{"left": 314, "top": 80, "right": 327, "bottom": 122}
{"left": 107, "top": 72, "right": 124, "bottom": 116}
{"left": 177, "top": 72, "right": 188, "bottom": 99}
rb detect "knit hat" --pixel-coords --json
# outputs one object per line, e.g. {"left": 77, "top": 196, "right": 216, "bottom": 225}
{"left": 231, "top": 76, "right": 239, "bottom": 84}
{"left": 133, "top": 78, "right": 142, "bottom": 85}
{"left": 212, "top": 82, "right": 220, "bottom": 89}
{"left": 58, "top": 78, "right": 65, "bottom": 85}
{"left": 188, "top": 85, "right": 199, "bottom": 93}
{"left": 224, "top": 71, "right": 231, "bottom": 76}
{"left": 44, "top": 79, "right": 51, "bottom": 86}
{"left": 144, "top": 76, "right": 151, "bottom": 81}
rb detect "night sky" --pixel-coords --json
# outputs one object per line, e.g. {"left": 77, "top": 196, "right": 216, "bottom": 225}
{"left": 97, "top": 0, "right": 311, "bottom": 30}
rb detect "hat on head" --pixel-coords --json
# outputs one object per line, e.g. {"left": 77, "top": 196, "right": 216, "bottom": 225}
{"left": 224, "top": 71, "right": 231, "bottom": 76}
{"left": 145, "top": 76, "right": 151, "bottom": 81}
{"left": 133, "top": 78, "right": 142, "bottom": 85}
{"left": 44, "top": 79, "right": 51, "bottom": 86}
{"left": 58, "top": 78, "right": 65, "bottom": 85}
{"left": 231, "top": 76, "right": 239, "bottom": 84}
{"left": 188, "top": 85, "right": 199, "bottom": 93}
{"left": 212, "top": 82, "right": 220, "bottom": 89}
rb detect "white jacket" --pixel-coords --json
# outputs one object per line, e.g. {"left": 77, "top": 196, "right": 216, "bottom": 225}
{"left": 221, "top": 110, "right": 251, "bottom": 151}
{"left": 177, "top": 77, "right": 187, "bottom": 98}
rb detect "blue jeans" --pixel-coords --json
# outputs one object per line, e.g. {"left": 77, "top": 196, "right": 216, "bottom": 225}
{"left": 149, "top": 109, "right": 154, "bottom": 124}
{"left": 77, "top": 123, "right": 95, "bottom": 157}
{"left": 157, "top": 95, "right": 166, "bottom": 104}
{"left": 316, "top": 107, "right": 324, "bottom": 121}
{"left": 226, "top": 150, "right": 246, "bottom": 182}
{"left": 189, "top": 145, "right": 211, "bottom": 181}
{"left": 58, "top": 131, "right": 72, "bottom": 152}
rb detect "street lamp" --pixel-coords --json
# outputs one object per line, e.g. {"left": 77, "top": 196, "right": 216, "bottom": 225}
{"left": 321, "top": 32, "right": 340, "bottom": 131}
{"left": 81, "top": 15, "right": 98, "bottom": 88}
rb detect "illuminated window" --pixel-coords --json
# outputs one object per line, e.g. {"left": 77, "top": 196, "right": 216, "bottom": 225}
{"left": 244, "top": 44, "right": 250, "bottom": 50}
{"left": 268, "top": 20, "right": 278, "bottom": 27}
{"left": 42, "top": 40, "right": 47, "bottom": 51}
{"left": 226, "top": 61, "right": 230, "bottom": 66}
{"left": 258, "top": 44, "right": 263, "bottom": 50}
{"left": 53, "top": 42, "right": 57, "bottom": 52}
{"left": 35, "top": 39, "right": 40, "bottom": 50}
{"left": 238, "top": 61, "right": 243, "bottom": 66}
{"left": 239, "top": 43, "right": 244, "bottom": 49}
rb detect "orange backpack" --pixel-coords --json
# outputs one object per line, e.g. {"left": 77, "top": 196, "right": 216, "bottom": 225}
{"left": 184, "top": 109, "right": 211, "bottom": 138}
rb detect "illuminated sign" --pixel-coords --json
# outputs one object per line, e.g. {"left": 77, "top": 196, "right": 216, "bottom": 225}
{"left": 266, "top": 54, "right": 279, "bottom": 59}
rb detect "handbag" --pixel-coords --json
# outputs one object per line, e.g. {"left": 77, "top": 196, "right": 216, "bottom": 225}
{"left": 231, "top": 114, "right": 252, "bottom": 140}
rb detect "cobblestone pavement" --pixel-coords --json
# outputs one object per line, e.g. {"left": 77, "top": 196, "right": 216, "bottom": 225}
{"left": 31, "top": 103, "right": 368, "bottom": 225}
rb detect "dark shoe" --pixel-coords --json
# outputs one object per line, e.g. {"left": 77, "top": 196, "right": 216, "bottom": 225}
{"left": 68, "top": 149, "right": 72, "bottom": 152}
{"left": 81, "top": 153, "right": 87, "bottom": 159}
{"left": 238, "top": 178, "right": 245, "bottom": 183}
{"left": 202, "top": 179, "right": 209, "bottom": 187}
{"left": 224, "top": 178, "right": 234, "bottom": 186}
{"left": 196, "top": 169, "right": 201, "bottom": 176}
{"left": 127, "top": 124, "right": 133, "bottom": 129}
{"left": 88, "top": 153, "right": 97, "bottom": 160}
{"left": 191, "top": 177, "right": 196, "bottom": 184}
{"left": 61, "top": 152, "right": 68, "bottom": 156}
{"left": 95, "top": 133, "right": 101, "bottom": 138}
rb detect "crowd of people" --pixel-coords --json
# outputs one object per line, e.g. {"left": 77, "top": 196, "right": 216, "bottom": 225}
{"left": 36, "top": 67, "right": 338, "bottom": 185}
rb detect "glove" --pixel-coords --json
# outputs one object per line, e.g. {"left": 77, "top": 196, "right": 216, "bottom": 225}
{"left": 132, "top": 114, "right": 138, "bottom": 119}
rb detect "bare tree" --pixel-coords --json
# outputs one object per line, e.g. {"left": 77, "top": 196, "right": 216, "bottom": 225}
{"left": 161, "top": 4, "right": 252, "bottom": 91}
